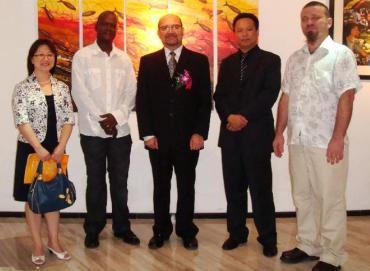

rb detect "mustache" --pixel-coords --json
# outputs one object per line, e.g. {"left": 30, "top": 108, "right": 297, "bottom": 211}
{"left": 165, "top": 33, "right": 178, "bottom": 38}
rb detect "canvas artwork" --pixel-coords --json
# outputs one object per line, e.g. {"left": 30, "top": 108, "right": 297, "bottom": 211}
{"left": 38, "top": 0, "right": 259, "bottom": 82}
{"left": 342, "top": 0, "right": 370, "bottom": 66}
{"left": 82, "top": 0, "right": 124, "bottom": 48}
{"left": 38, "top": 0, "right": 79, "bottom": 87}
{"left": 331, "top": 0, "right": 370, "bottom": 78}
{"left": 126, "top": 0, "right": 168, "bottom": 73}
{"left": 217, "top": 0, "right": 258, "bottom": 65}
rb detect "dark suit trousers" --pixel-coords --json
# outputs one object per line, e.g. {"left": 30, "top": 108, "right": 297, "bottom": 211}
{"left": 221, "top": 143, "right": 277, "bottom": 246}
{"left": 149, "top": 147, "right": 199, "bottom": 238}
{"left": 80, "top": 134, "right": 132, "bottom": 236}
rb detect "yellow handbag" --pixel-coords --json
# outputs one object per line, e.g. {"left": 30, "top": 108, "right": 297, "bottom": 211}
{"left": 24, "top": 154, "right": 68, "bottom": 184}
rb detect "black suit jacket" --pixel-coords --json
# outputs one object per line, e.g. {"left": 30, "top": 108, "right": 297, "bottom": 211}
{"left": 213, "top": 46, "right": 281, "bottom": 154}
{"left": 136, "top": 47, "right": 212, "bottom": 151}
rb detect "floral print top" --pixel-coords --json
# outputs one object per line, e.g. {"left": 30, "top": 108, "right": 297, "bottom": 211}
{"left": 12, "top": 73, "right": 75, "bottom": 143}
{"left": 282, "top": 36, "right": 361, "bottom": 148}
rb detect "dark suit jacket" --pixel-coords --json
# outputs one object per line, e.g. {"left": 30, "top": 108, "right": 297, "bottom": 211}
{"left": 136, "top": 47, "right": 212, "bottom": 151}
{"left": 213, "top": 46, "right": 281, "bottom": 154}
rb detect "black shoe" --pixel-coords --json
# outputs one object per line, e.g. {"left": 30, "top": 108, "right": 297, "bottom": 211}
{"left": 148, "top": 234, "right": 169, "bottom": 249}
{"left": 114, "top": 230, "right": 140, "bottom": 245}
{"left": 182, "top": 237, "right": 198, "bottom": 250}
{"left": 312, "top": 261, "right": 341, "bottom": 271}
{"left": 84, "top": 234, "right": 99, "bottom": 249}
{"left": 280, "top": 247, "right": 319, "bottom": 263}
{"left": 222, "top": 237, "right": 247, "bottom": 250}
{"left": 263, "top": 244, "right": 278, "bottom": 257}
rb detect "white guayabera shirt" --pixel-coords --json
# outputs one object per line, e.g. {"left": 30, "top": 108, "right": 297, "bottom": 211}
{"left": 282, "top": 36, "right": 361, "bottom": 149}
{"left": 72, "top": 42, "right": 137, "bottom": 138}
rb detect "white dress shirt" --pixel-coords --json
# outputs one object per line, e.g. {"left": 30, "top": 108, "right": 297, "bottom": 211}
{"left": 72, "top": 42, "right": 136, "bottom": 138}
{"left": 164, "top": 45, "right": 183, "bottom": 63}
{"left": 282, "top": 36, "right": 361, "bottom": 148}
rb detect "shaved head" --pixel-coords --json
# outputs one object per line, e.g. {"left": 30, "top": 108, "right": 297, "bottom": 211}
{"left": 158, "top": 14, "right": 183, "bottom": 29}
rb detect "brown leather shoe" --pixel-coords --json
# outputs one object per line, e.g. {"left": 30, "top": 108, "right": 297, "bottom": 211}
{"left": 280, "top": 247, "right": 319, "bottom": 263}
{"left": 312, "top": 261, "right": 341, "bottom": 271}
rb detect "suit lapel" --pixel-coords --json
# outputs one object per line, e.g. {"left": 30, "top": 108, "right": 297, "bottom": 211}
{"left": 245, "top": 48, "right": 260, "bottom": 80}
{"left": 157, "top": 49, "right": 172, "bottom": 81}
{"left": 174, "top": 47, "right": 190, "bottom": 78}
{"left": 230, "top": 53, "right": 241, "bottom": 83}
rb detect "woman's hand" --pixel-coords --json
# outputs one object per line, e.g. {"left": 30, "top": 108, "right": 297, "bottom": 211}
{"left": 35, "top": 145, "right": 51, "bottom": 161}
{"left": 51, "top": 144, "right": 65, "bottom": 163}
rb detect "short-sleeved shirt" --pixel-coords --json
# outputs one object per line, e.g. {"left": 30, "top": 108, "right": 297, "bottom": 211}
{"left": 282, "top": 36, "right": 361, "bottom": 148}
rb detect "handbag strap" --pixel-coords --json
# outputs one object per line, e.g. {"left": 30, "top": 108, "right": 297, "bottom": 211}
{"left": 57, "top": 162, "right": 63, "bottom": 174}
{"left": 36, "top": 161, "right": 63, "bottom": 175}
{"left": 36, "top": 161, "right": 43, "bottom": 174}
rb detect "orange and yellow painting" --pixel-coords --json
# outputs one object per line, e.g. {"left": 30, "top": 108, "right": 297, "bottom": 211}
{"left": 38, "top": 0, "right": 258, "bottom": 83}
{"left": 38, "top": 0, "right": 79, "bottom": 87}
{"left": 170, "top": 0, "right": 214, "bottom": 80}
{"left": 126, "top": 0, "right": 167, "bottom": 72}
{"left": 217, "top": 0, "right": 258, "bottom": 64}
{"left": 82, "top": 0, "right": 124, "bottom": 48}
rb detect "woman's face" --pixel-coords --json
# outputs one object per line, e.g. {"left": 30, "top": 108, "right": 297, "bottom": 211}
{"left": 31, "top": 44, "right": 55, "bottom": 73}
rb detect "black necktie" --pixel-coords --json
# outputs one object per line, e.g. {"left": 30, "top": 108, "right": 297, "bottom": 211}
{"left": 168, "top": 51, "right": 177, "bottom": 78}
{"left": 240, "top": 53, "right": 248, "bottom": 81}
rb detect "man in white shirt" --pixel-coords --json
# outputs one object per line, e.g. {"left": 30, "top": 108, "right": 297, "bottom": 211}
{"left": 273, "top": 2, "right": 361, "bottom": 271}
{"left": 72, "top": 11, "right": 138, "bottom": 249}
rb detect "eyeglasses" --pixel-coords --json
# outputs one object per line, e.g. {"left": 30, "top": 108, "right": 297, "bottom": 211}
{"left": 159, "top": 24, "right": 182, "bottom": 32}
{"left": 34, "top": 54, "right": 54, "bottom": 59}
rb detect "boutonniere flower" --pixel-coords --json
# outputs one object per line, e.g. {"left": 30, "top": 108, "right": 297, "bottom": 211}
{"left": 175, "top": 69, "right": 192, "bottom": 91}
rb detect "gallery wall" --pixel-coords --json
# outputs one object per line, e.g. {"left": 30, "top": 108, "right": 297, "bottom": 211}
{"left": 0, "top": 0, "right": 369, "bottom": 214}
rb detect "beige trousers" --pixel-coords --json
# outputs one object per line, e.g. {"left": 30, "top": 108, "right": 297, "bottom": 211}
{"left": 288, "top": 144, "right": 348, "bottom": 266}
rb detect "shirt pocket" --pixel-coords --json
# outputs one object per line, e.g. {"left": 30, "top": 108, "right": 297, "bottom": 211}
{"left": 87, "top": 68, "right": 102, "bottom": 90}
{"left": 115, "top": 69, "right": 126, "bottom": 89}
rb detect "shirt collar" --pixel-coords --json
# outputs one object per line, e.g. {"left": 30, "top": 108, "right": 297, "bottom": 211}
{"left": 27, "top": 72, "right": 57, "bottom": 85}
{"left": 92, "top": 41, "right": 119, "bottom": 57}
{"left": 164, "top": 45, "right": 183, "bottom": 59}
{"left": 238, "top": 45, "right": 259, "bottom": 59}
{"left": 302, "top": 35, "right": 334, "bottom": 54}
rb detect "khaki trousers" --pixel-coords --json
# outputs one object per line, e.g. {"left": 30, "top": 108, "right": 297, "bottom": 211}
{"left": 288, "top": 144, "right": 348, "bottom": 266}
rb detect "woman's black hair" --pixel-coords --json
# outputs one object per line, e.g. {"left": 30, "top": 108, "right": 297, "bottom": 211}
{"left": 27, "top": 39, "right": 58, "bottom": 75}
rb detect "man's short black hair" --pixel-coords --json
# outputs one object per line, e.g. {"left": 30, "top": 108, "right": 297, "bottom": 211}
{"left": 303, "top": 1, "right": 330, "bottom": 17}
{"left": 232, "top": 13, "right": 259, "bottom": 31}
{"left": 96, "top": 10, "right": 117, "bottom": 26}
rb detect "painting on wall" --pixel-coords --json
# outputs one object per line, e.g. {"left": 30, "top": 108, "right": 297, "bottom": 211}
{"left": 37, "top": 0, "right": 79, "bottom": 87}
{"left": 126, "top": 0, "right": 167, "bottom": 73}
{"left": 82, "top": 0, "right": 124, "bottom": 49}
{"left": 217, "top": 0, "right": 258, "bottom": 65}
{"left": 330, "top": 0, "right": 370, "bottom": 79}
{"left": 38, "top": 0, "right": 259, "bottom": 83}
{"left": 170, "top": 0, "right": 214, "bottom": 80}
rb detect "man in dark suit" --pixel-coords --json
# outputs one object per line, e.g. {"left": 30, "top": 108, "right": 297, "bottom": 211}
{"left": 213, "top": 13, "right": 281, "bottom": 256}
{"left": 136, "top": 14, "right": 212, "bottom": 250}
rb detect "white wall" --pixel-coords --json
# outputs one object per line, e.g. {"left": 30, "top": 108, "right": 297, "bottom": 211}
{"left": 1, "top": 0, "right": 369, "bottom": 213}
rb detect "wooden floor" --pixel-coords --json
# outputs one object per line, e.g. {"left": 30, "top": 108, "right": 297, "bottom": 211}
{"left": 0, "top": 217, "right": 369, "bottom": 271}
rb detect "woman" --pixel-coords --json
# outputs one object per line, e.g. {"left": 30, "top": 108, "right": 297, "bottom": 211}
{"left": 12, "top": 39, "right": 74, "bottom": 265}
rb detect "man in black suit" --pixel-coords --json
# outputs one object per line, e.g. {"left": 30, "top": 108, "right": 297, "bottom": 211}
{"left": 136, "top": 14, "right": 212, "bottom": 250}
{"left": 213, "top": 13, "right": 281, "bottom": 256}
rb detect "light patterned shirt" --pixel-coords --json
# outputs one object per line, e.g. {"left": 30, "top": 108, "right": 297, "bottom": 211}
{"left": 72, "top": 42, "right": 136, "bottom": 138}
{"left": 282, "top": 36, "right": 361, "bottom": 148}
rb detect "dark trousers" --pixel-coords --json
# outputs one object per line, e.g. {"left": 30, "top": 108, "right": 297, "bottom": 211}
{"left": 80, "top": 134, "right": 132, "bottom": 236}
{"left": 148, "top": 147, "right": 199, "bottom": 238}
{"left": 221, "top": 145, "right": 277, "bottom": 246}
